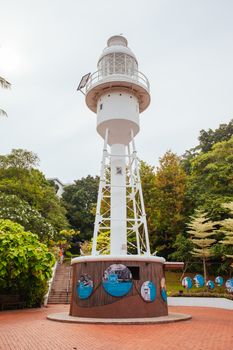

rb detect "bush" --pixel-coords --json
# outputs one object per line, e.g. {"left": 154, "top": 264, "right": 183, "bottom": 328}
{"left": 0, "top": 219, "right": 55, "bottom": 307}
{"left": 0, "top": 194, "right": 56, "bottom": 242}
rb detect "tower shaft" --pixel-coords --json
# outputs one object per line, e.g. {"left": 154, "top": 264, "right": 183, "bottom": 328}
{"left": 110, "top": 144, "right": 127, "bottom": 255}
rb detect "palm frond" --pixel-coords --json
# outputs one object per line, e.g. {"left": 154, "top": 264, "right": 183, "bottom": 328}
{"left": 0, "top": 109, "right": 8, "bottom": 117}
{"left": 0, "top": 76, "right": 11, "bottom": 89}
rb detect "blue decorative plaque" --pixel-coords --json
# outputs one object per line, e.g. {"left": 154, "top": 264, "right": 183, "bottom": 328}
{"left": 161, "top": 288, "right": 167, "bottom": 302}
{"left": 215, "top": 276, "right": 224, "bottom": 287}
{"left": 160, "top": 277, "right": 167, "bottom": 302}
{"left": 182, "top": 276, "right": 192, "bottom": 290}
{"left": 206, "top": 280, "right": 215, "bottom": 290}
{"left": 193, "top": 274, "right": 204, "bottom": 288}
{"left": 225, "top": 278, "right": 233, "bottom": 293}
{"left": 141, "top": 281, "right": 156, "bottom": 302}
{"left": 77, "top": 274, "right": 93, "bottom": 299}
{"left": 102, "top": 264, "right": 132, "bottom": 297}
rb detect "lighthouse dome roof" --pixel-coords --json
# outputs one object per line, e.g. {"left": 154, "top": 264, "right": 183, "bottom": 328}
{"left": 97, "top": 35, "right": 138, "bottom": 65}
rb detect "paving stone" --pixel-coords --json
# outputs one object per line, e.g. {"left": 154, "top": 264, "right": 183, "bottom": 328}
{"left": 0, "top": 304, "right": 232, "bottom": 350}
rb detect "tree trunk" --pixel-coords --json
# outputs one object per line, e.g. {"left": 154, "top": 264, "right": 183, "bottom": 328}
{"left": 180, "top": 262, "right": 189, "bottom": 282}
{"left": 203, "top": 257, "right": 207, "bottom": 283}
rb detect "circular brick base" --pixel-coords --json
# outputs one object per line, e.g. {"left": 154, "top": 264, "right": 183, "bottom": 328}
{"left": 47, "top": 312, "right": 192, "bottom": 324}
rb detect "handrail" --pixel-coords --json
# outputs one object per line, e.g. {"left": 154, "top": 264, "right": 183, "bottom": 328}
{"left": 43, "top": 261, "right": 58, "bottom": 307}
{"left": 66, "top": 265, "right": 72, "bottom": 303}
{"left": 86, "top": 69, "right": 150, "bottom": 92}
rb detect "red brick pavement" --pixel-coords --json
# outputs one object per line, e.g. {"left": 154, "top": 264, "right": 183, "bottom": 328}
{"left": 0, "top": 304, "right": 232, "bottom": 350}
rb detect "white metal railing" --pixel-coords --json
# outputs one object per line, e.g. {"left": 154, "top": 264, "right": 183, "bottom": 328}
{"left": 43, "top": 261, "right": 58, "bottom": 307}
{"left": 86, "top": 69, "right": 150, "bottom": 92}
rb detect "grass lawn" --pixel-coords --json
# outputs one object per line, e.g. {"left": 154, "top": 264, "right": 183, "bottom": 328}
{"left": 165, "top": 271, "right": 231, "bottom": 297}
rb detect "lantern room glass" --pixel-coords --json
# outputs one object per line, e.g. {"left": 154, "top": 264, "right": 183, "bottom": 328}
{"left": 98, "top": 53, "right": 138, "bottom": 78}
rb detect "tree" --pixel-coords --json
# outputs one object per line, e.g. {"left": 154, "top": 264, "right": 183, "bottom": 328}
{"left": 0, "top": 148, "right": 39, "bottom": 169}
{"left": 181, "top": 119, "right": 233, "bottom": 174}
{"left": 153, "top": 151, "right": 187, "bottom": 257}
{"left": 0, "top": 76, "right": 11, "bottom": 116}
{"left": 80, "top": 231, "right": 110, "bottom": 256}
{"left": 140, "top": 153, "right": 187, "bottom": 258}
{"left": 169, "top": 233, "right": 194, "bottom": 277}
{"left": 0, "top": 149, "right": 68, "bottom": 233}
{"left": 0, "top": 193, "right": 56, "bottom": 242}
{"left": 62, "top": 175, "right": 99, "bottom": 240}
{"left": 219, "top": 202, "right": 233, "bottom": 267}
{"left": 0, "top": 219, "right": 55, "bottom": 307}
{"left": 188, "top": 210, "right": 216, "bottom": 282}
{"left": 55, "top": 229, "right": 80, "bottom": 252}
{"left": 140, "top": 161, "right": 157, "bottom": 250}
{"left": 198, "top": 119, "right": 233, "bottom": 153}
{"left": 186, "top": 136, "right": 233, "bottom": 219}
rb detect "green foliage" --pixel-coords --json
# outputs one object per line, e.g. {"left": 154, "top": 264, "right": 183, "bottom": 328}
{"left": 55, "top": 229, "right": 80, "bottom": 251}
{"left": 185, "top": 136, "right": 233, "bottom": 218}
{"left": 169, "top": 233, "right": 194, "bottom": 263}
{"left": 140, "top": 161, "right": 157, "bottom": 246}
{"left": 181, "top": 119, "right": 233, "bottom": 174}
{"left": 188, "top": 210, "right": 216, "bottom": 281}
{"left": 0, "top": 149, "right": 68, "bottom": 233}
{"left": 62, "top": 175, "right": 99, "bottom": 240}
{"left": 0, "top": 219, "right": 55, "bottom": 307}
{"left": 0, "top": 149, "right": 39, "bottom": 169}
{"left": 218, "top": 202, "right": 233, "bottom": 267}
{"left": 0, "top": 193, "right": 56, "bottom": 242}
{"left": 141, "top": 152, "right": 186, "bottom": 258}
{"left": 80, "top": 240, "right": 92, "bottom": 255}
{"left": 219, "top": 202, "right": 233, "bottom": 245}
{"left": 80, "top": 231, "right": 110, "bottom": 256}
{"left": 188, "top": 210, "right": 216, "bottom": 256}
{"left": 96, "top": 231, "right": 110, "bottom": 255}
{"left": 154, "top": 151, "right": 187, "bottom": 255}
{"left": 197, "top": 119, "right": 233, "bottom": 153}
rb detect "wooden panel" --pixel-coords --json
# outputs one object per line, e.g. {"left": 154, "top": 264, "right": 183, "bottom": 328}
{"left": 70, "top": 259, "right": 168, "bottom": 318}
{"left": 164, "top": 262, "right": 184, "bottom": 270}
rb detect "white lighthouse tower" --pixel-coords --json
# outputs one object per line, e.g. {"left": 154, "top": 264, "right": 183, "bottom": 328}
{"left": 70, "top": 36, "right": 172, "bottom": 320}
{"left": 44, "top": 35, "right": 187, "bottom": 323}
{"left": 85, "top": 35, "right": 151, "bottom": 257}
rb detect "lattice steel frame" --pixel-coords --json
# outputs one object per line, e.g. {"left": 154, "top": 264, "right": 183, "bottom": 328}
{"left": 92, "top": 129, "right": 151, "bottom": 256}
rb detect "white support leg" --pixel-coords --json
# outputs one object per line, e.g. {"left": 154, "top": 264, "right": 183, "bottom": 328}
{"left": 92, "top": 129, "right": 109, "bottom": 255}
{"left": 127, "top": 145, "right": 141, "bottom": 255}
{"left": 131, "top": 130, "right": 151, "bottom": 255}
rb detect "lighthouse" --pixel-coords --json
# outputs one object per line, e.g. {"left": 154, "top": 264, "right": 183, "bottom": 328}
{"left": 70, "top": 36, "right": 169, "bottom": 319}
{"left": 86, "top": 35, "right": 151, "bottom": 257}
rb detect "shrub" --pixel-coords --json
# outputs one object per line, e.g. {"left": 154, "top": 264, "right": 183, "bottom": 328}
{"left": 0, "top": 219, "right": 55, "bottom": 307}
{"left": 0, "top": 194, "right": 56, "bottom": 242}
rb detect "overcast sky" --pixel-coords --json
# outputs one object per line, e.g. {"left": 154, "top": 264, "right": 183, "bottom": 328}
{"left": 0, "top": 0, "right": 233, "bottom": 183}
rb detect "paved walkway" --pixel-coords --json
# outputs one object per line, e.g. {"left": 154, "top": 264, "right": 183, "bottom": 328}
{"left": 168, "top": 297, "right": 233, "bottom": 310}
{"left": 0, "top": 304, "right": 232, "bottom": 350}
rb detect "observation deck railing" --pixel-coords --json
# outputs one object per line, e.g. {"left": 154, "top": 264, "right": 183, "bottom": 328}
{"left": 86, "top": 69, "right": 150, "bottom": 93}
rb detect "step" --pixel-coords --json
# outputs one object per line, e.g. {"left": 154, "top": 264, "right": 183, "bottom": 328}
{"left": 47, "top": 263, "right": 73, "bottom": 304}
